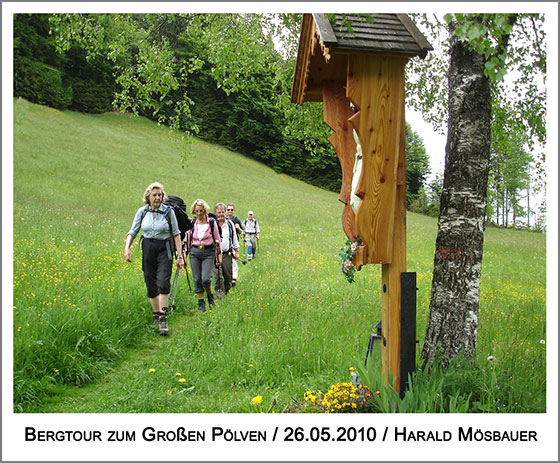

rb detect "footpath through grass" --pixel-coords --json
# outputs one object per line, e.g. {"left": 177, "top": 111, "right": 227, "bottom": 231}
{"left": 12, "top": 98, "right": 546, "bottom": 413}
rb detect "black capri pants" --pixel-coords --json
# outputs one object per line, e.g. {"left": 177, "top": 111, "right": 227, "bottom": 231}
{"left": 189, "top": 247, "right": 215, "bottom": 293}
{"left": 142, "top": 238, "right": 173, "bottom": 298}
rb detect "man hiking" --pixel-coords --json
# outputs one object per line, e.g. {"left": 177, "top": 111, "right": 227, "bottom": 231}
{"left": 213, "top": 203, "right": 239, "bottom": 298}
{"left": 243, "top": 210, "right": 260, "bottom": 261}
{"left": 226, "top": 203, "right": 244, "bottom": 285}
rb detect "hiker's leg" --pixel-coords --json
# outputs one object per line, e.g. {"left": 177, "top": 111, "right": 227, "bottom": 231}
{"left": 246, "top": 239, "right": 253, "bottom": 260}
{"left": 200, "top": 250, "right": 214, "bottom": 291}
{"left": 213, "top": 266, "right": 225, "bottom": 299}
{"left": 189, "top": 248, "right": 204, "bottom": 294}
{"left": 142, "top": 239, "right": 160, "bottom": 313}
{"left": 155, "top": 246, "right": 172, "bottom": 311}
{"left": 222, "top": 253, "right": 233, "bottom": 294}
{"left": 232, "top": 256, "right": 238, "bottom": 282}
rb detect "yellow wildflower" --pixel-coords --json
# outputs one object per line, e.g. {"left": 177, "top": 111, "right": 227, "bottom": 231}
{"left": 148, "top": 368, "right": 156, "bottom": 373}
{"left": 178, "top": 378, "right": 186, "bottom": 383}
{"left": 251, "top": 395, "right": 263, "bottom": 405}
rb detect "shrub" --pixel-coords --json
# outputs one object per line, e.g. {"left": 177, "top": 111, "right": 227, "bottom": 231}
{"left": 14, "top": 57, "right": 72, "bottom": 110}
{"left": 70, "top": 79, "right": 113, "bottom": 113}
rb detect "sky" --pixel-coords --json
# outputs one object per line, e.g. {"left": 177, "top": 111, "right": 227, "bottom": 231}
{"left": 406, "top": 108, "right": 446, "bottom": 180}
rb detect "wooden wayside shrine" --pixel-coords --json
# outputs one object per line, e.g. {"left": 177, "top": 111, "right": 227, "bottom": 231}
{"left": 291, "top": 13, "right": 432, "bottom": 393}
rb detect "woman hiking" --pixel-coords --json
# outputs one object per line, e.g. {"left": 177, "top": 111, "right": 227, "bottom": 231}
{"left": 185, "top": 199, "right": 222, "bottom": 312}
{"left": 124, "top": 182, "right": 184, "bottom": 335}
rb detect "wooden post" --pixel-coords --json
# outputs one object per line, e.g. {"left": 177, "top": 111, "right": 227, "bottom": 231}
{"left": 346, "top": 54, "right": 407, "bottom": 391}
{"left": 381, "top": 95, "right": 407, "bottom": 389}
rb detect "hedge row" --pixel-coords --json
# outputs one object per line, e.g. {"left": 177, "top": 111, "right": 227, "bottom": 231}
{"left": 14, "top": 57, "right": 112, "bottom": 113}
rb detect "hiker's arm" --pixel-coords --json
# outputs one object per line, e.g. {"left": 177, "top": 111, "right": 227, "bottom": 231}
{"left": 174, "top": 233, "right": 184, "bottom": 268}
{"left": 124, "top": 234, "right": 134, "bottom": 262}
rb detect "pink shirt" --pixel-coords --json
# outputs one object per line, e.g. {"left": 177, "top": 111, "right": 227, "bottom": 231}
{"left": 187, "top": 218, "right": 222, "bottom": 252}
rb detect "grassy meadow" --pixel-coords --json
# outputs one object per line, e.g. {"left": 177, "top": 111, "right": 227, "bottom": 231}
{"left": 12, "top": 98, "right": 546, "bottom": 413}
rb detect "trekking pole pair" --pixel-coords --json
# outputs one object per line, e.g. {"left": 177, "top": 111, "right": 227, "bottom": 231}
{"left": 167, "top": 249, "right": 193, "bottom": 311}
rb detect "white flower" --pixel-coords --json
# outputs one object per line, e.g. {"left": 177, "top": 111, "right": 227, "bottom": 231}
{"left": 487, "top": 355, "right": 495, "bottom": 361}
{"left": 540, "top": 339, "right": 545, "bottom": 344}
{"left": 70, "top": 240, "right": 74, "bottom": 244}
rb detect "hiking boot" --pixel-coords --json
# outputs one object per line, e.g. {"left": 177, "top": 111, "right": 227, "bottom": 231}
{"left": 207, "top": 293, "right": 215, "bottom": 308}
{"left": 157, "top": 312, "right": 169, "bottom": 336}
{"left": 197, "top": 299, "right": 206, "bottom": 312}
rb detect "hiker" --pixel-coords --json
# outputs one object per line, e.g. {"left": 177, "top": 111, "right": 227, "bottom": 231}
{"left": 213, "top": 203, "right": 239, "bottom": 298}
{"left": 124, "top": 182, "right": 184, "bottom": 335}
{"left": 226, "top": 203, "right": 244, "bottom": 285}
{"left": 185, "top": 199, "right": 222, "bottom": 312}
{"left": 243, "top": 210, "right": 260, "bottom": 261}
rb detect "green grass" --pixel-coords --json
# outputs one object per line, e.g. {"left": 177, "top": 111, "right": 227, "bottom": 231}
{"left": 12, "top": 98, "right": 546, "bottom": 413}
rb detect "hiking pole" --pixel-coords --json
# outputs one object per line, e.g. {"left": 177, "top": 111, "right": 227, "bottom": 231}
{"left": 167, "top": 267, "right": 180, "bottom": 311}
{"left": 182, "top": 248, "right": 193, "bottom": 294}
{"left": 184, "top": 261, "right": 193, "bottom": 294}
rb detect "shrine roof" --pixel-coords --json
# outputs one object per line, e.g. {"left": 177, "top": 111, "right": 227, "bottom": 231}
{"left": 291, "top": 13, "right": 433, "bottom": 104}
{"left": 314, "top": 13, "right": 433, "bottom": 58}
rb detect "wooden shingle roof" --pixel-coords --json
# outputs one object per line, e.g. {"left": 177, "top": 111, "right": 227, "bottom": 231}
{"left": 314, "top": 13, "right": 433, "bottom": 58}
{"left": 291, "top": 13, "right": 433, "bottom": 104}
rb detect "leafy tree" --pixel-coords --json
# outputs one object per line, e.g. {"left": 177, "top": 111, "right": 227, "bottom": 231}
{"left": 405, "top": 122, "right": 431, "bottom": 208}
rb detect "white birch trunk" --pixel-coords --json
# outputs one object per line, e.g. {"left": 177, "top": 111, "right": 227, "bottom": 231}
{"left": 421, "top": 25, "right": 491, "bottom": 369}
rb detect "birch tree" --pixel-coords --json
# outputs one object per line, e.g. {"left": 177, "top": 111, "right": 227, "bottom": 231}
{"left": 407, "top": 13, "right": 547, "bottom": 368}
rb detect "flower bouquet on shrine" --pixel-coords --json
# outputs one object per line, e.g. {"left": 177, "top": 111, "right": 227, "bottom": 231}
{"left": 338, "top": 236, "right": 364, "bottom": 283}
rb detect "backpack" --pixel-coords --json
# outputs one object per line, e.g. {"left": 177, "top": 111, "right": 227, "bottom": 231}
{"left": 163, "top": 195, "right": 191, "bottom": 241}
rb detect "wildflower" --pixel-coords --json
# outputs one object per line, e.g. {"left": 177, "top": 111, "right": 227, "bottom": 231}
{"left": 251, "top": 395, "right": 263, "bottom": 405}
{"left": 249, "top": 364, "right": 254, "bottom": 368}
{"left": 54, "top": 369, "right": 59, "bottom": 373}
{"left": 349, "top": 367, "right": 356, "bottom": 371}
{"left": 148, "top": 368, "right": 156, "bottom": 373}
{"left": 175, "top": 373, "right": 182, "bottom": 377}
{"left": 351, "top": 242, "right": 357, "bottom": 253}
{"left": 344, "top": 260, "right": 353, "bottom": 269}
{"left": 178, "top": 378, "right": 186, "bottom": 383}
{"left": 487, "top": 355, "right": 495, "bottom": 361}
{"left": 540, "top": 339, "right": 545, "bottom": 344}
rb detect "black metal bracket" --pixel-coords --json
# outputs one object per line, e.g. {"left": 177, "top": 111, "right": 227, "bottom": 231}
{"left": 364, "top": 321, "right": 382, "bottom": 367}
{"left": 399, "top": 272, "right": 417, "bottom": 398}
